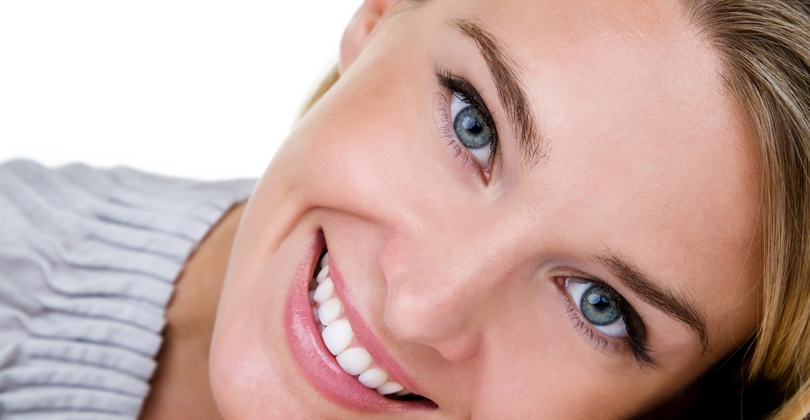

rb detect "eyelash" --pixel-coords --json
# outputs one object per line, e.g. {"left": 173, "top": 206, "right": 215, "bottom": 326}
{"left": 435, "top": 71, "right": 499, "bottom": 179}
{"left": 558, "top": 277, "right": 655, "bottom": 368}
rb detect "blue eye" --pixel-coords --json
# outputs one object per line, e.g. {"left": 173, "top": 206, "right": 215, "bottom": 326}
{"left": 450, "top": 93, "right": 493, "bottom": 165}
{"left": 581, "top": 286, "right": 620, "bottom": 325}
{"left": 565, "top": 279, "right": 629, "bottom": 338}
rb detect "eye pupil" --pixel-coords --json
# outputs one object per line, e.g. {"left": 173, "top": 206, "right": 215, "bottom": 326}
{"left": 580, "top": 286, "right": 621, "bottom": 326}
{"left": 453, "top": 105, "right": 492, "bottom": 149}
{"left": 462, "top": 115, "right": 483, "bottom": 133}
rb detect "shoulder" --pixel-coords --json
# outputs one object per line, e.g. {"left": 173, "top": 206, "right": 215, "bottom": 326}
{"left": 0, "top": 159, "right": 256, "bottom": 419}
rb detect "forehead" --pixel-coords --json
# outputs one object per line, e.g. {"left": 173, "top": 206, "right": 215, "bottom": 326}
{"left": 427, "top": 0, "right": 760, "bottom": 307}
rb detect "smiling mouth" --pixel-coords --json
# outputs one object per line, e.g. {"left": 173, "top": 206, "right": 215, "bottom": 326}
{"left": 309, "top": 250, "right": 427, "bottom": 402}
{"left": 285, "top": 232, "right": 436, "bottom": 412}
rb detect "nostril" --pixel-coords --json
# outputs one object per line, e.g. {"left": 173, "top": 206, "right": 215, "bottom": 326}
{"left": 385, "top": 284, "right": 481, "bottom": 362}
{"left": 385, "top": 311, "right": 480, "bottom": 362}
{"left": 432, "top": 334, "right": 481, "bottom": 362}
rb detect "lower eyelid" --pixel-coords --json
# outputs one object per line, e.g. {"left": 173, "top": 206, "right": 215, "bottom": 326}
{"left": 434, "top": 90, "right": 488, "bottom": 179}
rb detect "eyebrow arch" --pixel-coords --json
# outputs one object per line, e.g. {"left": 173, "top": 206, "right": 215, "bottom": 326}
{"left": 453, "top": 19, "right": 545, "bottom": 166}
{"left": 594, "top": 252, "right": 709, "bottom": 352}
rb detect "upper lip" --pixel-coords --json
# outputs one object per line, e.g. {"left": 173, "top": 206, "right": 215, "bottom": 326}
{"left": 284, "top": 231, "right": 434, "bottom": 412}
{"left": 327, "top": 256, "right": 424, "bottom": 396}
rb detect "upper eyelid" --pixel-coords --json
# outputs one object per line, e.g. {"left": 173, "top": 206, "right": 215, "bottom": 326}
{"left": 562, "top": 269, "right": 630, "bottom": 304}
{"left": 565, "top": 273, "right": 621, "bottom": 298}
{"left": 436, "top": 72, "right": 496, "bottom": 123}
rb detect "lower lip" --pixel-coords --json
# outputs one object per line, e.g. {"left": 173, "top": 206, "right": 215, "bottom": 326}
{"left": 284, "top": 233, "right": 420, "bottom": 412}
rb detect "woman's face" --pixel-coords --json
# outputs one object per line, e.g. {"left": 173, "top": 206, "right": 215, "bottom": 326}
{"left": 210, "top": 0, "right": 762, "bottom": 418}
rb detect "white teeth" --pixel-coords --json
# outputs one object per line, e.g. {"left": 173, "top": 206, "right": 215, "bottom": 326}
{"left": 311, "top": 258, "right": 416, "bottom": 399}
{"left": 316, "top": 266, "right": 330, "bottom": 284}
{"left": 321, "top": 319, "right": 354, "bottom": 355}
{"left": 336, "top": 347, "right": 373, "bottom": 376}
{"left": 318, "top": 298, "right": 342, "bottom": 326}
{"left": 313, "top": 278, "right": 334, "bottom": 303}
{"left": 358, "top": 368, "right": 388, "bottom": 388}
{"left": 377, "top": 381, "right": 404, "bottom": 395}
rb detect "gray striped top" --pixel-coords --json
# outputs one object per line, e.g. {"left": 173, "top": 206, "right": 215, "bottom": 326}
{"left": 0, "top": 160, "right": 255, "bottom": 420}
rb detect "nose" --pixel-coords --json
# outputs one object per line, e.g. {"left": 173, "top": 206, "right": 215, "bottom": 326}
{"left": 379, "top": 229, "right": 519, "bottom": 362}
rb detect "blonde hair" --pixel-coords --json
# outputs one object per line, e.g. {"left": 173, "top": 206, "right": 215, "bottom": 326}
{"left": 302, "top": 1, "right": 810, "bottom": 418}
{"left": 680, "top": 1, "right": 810, "bottom": 419}
{"left": 298, "top": 64, "right": 340, "bottom": 121}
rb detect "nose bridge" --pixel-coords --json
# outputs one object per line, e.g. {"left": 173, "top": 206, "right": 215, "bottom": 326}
{"left": 380, "top": 225, "right": 518, "bottom": 362}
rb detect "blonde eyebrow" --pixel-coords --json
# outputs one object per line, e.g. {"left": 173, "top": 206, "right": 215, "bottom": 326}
{"left": 595, "top": 252, "right": 709, "bottom": 352}
{"left": 453, "top": 18, "right": 545, "bottom": 167}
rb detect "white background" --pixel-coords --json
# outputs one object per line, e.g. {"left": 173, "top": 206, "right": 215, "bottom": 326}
{"left": 0, "top": 1, "right": 363, "bottom": 180}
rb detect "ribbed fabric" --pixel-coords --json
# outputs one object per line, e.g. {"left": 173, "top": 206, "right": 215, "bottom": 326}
{"left": 0, "top": 160, "right": 255, "bottom": 420}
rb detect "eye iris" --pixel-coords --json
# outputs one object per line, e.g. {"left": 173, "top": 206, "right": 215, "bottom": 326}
{"left": 580, "top": 286, "right": 621, "bottom": 326}
{"left": 453, "top": 106, "right": 492, "bottom": 149}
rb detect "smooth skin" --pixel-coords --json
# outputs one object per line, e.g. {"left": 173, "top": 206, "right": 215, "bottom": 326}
{"left": 146, "top": 0, "right": 763, "bottom": 418}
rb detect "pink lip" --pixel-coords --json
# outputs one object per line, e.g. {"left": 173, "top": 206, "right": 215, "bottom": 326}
{"left": 285, "top": 232, "right": 434, "bottom": 412}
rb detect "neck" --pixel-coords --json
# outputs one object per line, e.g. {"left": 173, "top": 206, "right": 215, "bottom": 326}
{"left": 140, "top": 202, "right": 247, "bottom": 420}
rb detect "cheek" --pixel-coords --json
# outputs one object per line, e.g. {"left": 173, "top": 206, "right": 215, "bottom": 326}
{"left": 280, "top": 74, "right": 467, "bottom": 230}
{"left": 467, "top": 299, "right": 678, "bottom": 420}
{"left": 211, "top": 219, "right": 334, "bottom": 418}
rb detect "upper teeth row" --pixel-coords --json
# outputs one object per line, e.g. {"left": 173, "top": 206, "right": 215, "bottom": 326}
{"left": 310, "top": 253, "right": 411, "bottom": 397}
